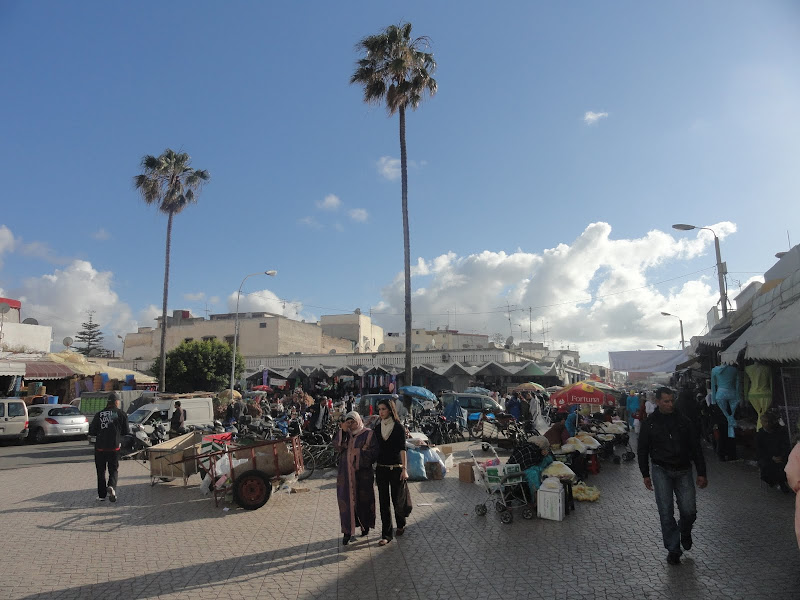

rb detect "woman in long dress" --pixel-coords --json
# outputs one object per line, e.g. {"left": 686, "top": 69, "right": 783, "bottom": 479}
{"left": 334, "top": 410, "right": 379, "bottom": 545}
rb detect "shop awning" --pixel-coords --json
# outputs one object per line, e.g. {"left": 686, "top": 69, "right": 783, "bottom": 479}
{"left": 473, "top": 361, "right": 515, "bottom": 377}
{"left": 0, "top": 361, "right": 26, "bottom": 376}
{"left": 25, "top": 361, "right": 75, "bottom": 380}
{"left": 736, "top": 299, "right": 800, "bottom": 363}
{"left": 719, "top": 326, "right": 756, "bottom": 365}
{"left": 608, "top": 350, "right": 689, "bottom": 373}
{"left": 512, "top": 361, "right": 546, "bottom": 377}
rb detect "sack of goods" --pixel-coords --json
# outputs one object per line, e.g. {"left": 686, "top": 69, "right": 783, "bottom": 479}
{"left": 572, "top": 482, "right": 600, "bottom": 502}
{"left": 541, "top": 460, "right": 576, "bottom": 481}
{"left": 575, "top": 432, "right": 601, "bottom": 449}
{"left": 565, "top": 437, "right": 588, "bottom": 453}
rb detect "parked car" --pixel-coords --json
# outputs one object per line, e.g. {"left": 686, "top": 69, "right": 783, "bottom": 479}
{"left": 0, "top": 397, "right": 29, "bottom": 443}
{"left": 27, "top": 404, "right": 89, "bottom": 443}
{"left": 440, "top": 393, "right": 503, "bottom": 417}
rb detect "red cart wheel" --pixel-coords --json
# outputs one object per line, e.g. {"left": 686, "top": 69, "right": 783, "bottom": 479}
{"left": 233, "top": 470, "right": 272, "bottom": 510}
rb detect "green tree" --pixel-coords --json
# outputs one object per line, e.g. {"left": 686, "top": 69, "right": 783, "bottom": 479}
{"left": 74, "top": 311, "right": 105, "bottom": 356}
{"left": 134, "top": 149, "right": 210, "bottom": 392}
{"left": 154, "top": 339, "right": 244, "bottom": 394}
{"left": 351, "top": 22, "right": 437, "bottom": 384}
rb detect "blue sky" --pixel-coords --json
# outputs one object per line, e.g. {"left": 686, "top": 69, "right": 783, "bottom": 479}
{"left": 1, "top": 1, "right": 799, "bottom": 362}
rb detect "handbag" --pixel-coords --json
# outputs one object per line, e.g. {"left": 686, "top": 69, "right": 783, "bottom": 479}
{"left": 398, "top": 480, "right": 413, "bottom": 517}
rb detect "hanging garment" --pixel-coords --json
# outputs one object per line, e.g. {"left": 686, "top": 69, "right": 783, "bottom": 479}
{"left": 712, "top": 365, "right": 741, "bottom": 438}
{"left": 745, "top": 363, "right": 773, "bottom": 430}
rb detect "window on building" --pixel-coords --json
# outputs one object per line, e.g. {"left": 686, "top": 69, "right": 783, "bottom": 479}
{"left": 202, "top": 336, "right": 216, "bottom": 341}
{"left": 224, "top": 335, "right": 234, "bottom": 345}
{"left": 260, "top": 322, "right": 267, "bottom": 328}
{"left": 184, "top": 338, "right": 194, "bottom": 343}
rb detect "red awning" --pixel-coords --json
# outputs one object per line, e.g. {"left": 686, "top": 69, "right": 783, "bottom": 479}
{"left": 24, "top": 361, "right": 75, "bottom": 380}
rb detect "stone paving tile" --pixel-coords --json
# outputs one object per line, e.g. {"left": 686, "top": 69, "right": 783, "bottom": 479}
{"left": 0, "top": 440, "right": 798, "bottom": 599}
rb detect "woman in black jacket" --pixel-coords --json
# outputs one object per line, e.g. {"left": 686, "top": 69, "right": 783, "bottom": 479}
{"left": 374, "top": 398, "right": 408, "bottom": 546}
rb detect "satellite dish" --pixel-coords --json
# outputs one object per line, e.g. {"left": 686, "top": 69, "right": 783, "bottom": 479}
{"left": 0, "top": 302, "right": 10, "bottom": 314}
{"left": 505, "top": 336, "right": 514, "bottom": 346}
{"left": 377, "top": 343, "right": 386, "bottom": 352}
{"left": 22, "top": 318, "right": 39, "bottom": 325}
{"left": 354, "top": 308, "right": 361, "bottom": 315}
{"left": 328, "top": 349, "right": 336, "bottom": 354}
{"left": 88, "top": 348, "right": 101, "bottom": 357}
{"left": 63, "top": 337, "right": 73, "bottom": 347}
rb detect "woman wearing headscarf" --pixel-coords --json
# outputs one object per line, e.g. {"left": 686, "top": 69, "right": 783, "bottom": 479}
{"left": 374, "top": 397, "right": 408, "bottom": 546}
{"left": 334, "top": 411, "right": 379, "bottom": 545}
{"left": 784, "top": 440, "right": 800, "bottom": 549}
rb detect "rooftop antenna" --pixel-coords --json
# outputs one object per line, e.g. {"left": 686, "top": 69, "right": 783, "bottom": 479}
{"left": 506, "top": 301, "right": 513, "bottom": 337}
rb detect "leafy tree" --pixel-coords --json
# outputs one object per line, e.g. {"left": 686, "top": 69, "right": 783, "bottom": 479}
{"left": 154, "top": 339, "right": 244, "bottom": 394}
{"left": 351, "top": 22, "right": 437, "bottom": 385}
{"left": 134, "top": 149, "right": 210, "bottom": 392}
{"left": 75, "top": 311, "right": 105, "bottom": 356}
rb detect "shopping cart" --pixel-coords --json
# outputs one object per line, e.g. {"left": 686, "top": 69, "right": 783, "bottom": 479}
{"left": 470, "top": 446, "right": 534, "bottom": 524}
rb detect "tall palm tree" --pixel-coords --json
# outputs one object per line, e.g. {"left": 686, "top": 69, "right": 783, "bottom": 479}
{"left": 134, "top": 149, "right": 210, "bottom": 392}
{"left": 351, "top": 22, "right": 437, "bottom": 386}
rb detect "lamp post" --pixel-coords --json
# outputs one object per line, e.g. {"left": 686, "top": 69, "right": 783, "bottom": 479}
{"left": 230, "top": 270, "right": 277, "bottom": 401}
{"left": 672, "top": 223, "right": 728, "bottom": 318}
{"left": 660, "top": 312, "right": 685, "bottom": 349}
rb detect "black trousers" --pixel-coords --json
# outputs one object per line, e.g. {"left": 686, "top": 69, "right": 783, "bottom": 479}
{"left": 375, "top": 466, "right": 406, "bottom": 540}
{"left": 95, "top": 450, "right": 119, "bottom": 498}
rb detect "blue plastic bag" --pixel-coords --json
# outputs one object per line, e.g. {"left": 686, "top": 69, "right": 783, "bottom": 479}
{"left": 406, "top": 448, "right": 428, "bottom": 481}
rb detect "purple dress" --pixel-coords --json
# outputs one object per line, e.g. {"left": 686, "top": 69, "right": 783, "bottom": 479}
{"left": 335, "top": 427, "right": 379, "bottom": 535}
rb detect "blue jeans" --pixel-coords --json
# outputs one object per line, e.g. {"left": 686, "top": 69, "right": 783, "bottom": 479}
{"left": 651, "top": 464, "right": 696, "bottom": 555}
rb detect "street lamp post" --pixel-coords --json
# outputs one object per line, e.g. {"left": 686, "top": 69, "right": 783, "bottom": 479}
{"left": 672, "top": 223, "right": 728, "bottom": 318}
{"left": 230, "top": 270, "right": 277, "bottom": 402}
{"left": 660, "top": 312, "right": 685, "bottom": 349}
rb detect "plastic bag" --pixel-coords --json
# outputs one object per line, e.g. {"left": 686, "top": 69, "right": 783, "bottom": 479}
{"left": 540, "top": 476, "right": 562, "bottom": 490}
{"left": 406, "top": 448, "right": 428, "bottom": 481}
{"left": 542, "top": 460, "right": 576, "bottom": 481}
{"left": 565, "top": 437, "right": 587, "bottom": 453}
{"left": 422, "top": 447, "right": 447, "bottom": 476}
{"left": 576, "top": 433, "right": 601, "bottom": 449}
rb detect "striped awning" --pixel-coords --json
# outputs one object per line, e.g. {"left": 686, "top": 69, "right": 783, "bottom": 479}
{"left": 0, "top": 361, "right": 26, "bottom": 376}
{"left": 24, "top": 361, "right": 75, "bottom": 380}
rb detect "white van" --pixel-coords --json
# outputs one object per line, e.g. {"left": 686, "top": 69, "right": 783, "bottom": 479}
{"left": 0, "top": 398, "right": 29, "bottom": 443}
{"left": 127, "top": 397, "right": 215, "bottom": 434}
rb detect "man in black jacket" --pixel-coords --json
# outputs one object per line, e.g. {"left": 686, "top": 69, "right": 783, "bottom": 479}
{"left": 88, "top": 393, "right": 129, "bottom": 503}
{"left": 638, "top": 387, "right": 707, "bottom": 565}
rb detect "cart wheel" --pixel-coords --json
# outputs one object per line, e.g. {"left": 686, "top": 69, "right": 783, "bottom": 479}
{"left": 297, "top": 449, "right": 315, "bottom": 481}
{"left": 495, "top": 502, "right": 506, "bottom": 513}
{"left": 522, "top": 507, "right": 534, "bottom": 520}
{"left": 481, "top": 443, "right": 489, "bottom": 452}
{"left": 500, "top": 511, "right": 513, "bottom": 524}
{"left": 475, "top": 504, "right": 488, "bottom": 516}
{"left": 233, "top": 470, "right": 272, "bottom": 510}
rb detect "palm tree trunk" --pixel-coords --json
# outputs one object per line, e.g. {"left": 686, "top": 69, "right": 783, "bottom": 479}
{"left": 159, "top": 209, "right": 173, "bottom": 392}
{"left": 399, "top": 105, "right": 413, "bottom": 387}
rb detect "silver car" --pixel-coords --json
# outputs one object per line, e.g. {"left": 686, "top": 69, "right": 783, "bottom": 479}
{"left": 27, "top": 404, "right": 89, "bottom": 443}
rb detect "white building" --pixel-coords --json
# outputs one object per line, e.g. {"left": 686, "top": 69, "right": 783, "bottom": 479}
{"left": 319, "top": 310, "right": 384, "bottom": 353}
{"left": 0, "top": 297, "right": 52, "bottom": 354}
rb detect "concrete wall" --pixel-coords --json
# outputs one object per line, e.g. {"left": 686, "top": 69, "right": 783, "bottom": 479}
{"left": 122, "top": 315, "right": 352, "bottom": 360}
{"left": 320, "top": 314, "right": 384, "bottom": 352}
{"left": 0, "top": 322, "right": 52, "bottom": 353}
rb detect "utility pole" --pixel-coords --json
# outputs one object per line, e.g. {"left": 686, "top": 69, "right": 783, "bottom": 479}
{"left": 506, "top": 301, "right": 513, "bottom": 338}
{"left": 528, "top": 307, "right": 533, "bottom": 343}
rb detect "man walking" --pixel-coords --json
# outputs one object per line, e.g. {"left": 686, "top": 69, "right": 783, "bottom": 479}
{"left": 638, "top": 386, "right": 707, "bottom": 565}
{"left": 89, "top": 392, "right": 129, "bottom": 503}
{"left": 169, "top": 400, "right": 186, "bottom": 437}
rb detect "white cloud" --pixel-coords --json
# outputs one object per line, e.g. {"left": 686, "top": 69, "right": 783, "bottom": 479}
{"left": 0, "top": 225, "right": 15, "bottom": 267}
{"left": 184, "top": 292, "right": 206, "bottom": 302}
{"left": 209, "top": 296, "right": 220, "bottom": 305}
{"left": 138, "top": 304, "right": 161, "bottom": 327}
{"left": 298, "top": 216, "right": 322, "bottom": 229}
{"left": 584, "top": 111, "right": 609, "bottom": 125}
{"left": 348, "top": 208, "right": 368, "bottom": 223}
{"left": 228, "top": 288, "right": 315, "bottom": 323}
{"left": 14, "top": 260, "right": 137, "bottom": 351}
{"left": 316, "top": 194, "right": 341, "bottom": 211}
{"left": 377, "top": 156, "right": 401, "bottom": 180}
{"left": 372, "top": 221, "right": 737, "bottom": 363}
{"left": 91, "top": 228, "right": 111, "bottom": 241}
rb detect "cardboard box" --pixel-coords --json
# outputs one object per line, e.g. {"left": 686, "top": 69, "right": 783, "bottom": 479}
{"left": 537, "top": 485, "right": 565, "bottom": 521}
{"left": 459, "top": 461, "right": 475, "bottom": 483}
{"left": 439, "top": 445, "right": 453, "bottom": 456}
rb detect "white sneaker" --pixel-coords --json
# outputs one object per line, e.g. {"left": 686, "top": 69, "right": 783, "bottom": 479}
{"left": 107, "top": 486, "right": 117, "bottom": 503}
{"left": 96, "top": 496, "right": 106, "bottom": 502}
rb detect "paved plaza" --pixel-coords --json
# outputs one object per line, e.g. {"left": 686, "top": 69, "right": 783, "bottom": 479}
{"left": 1, "top": 440, "right": 798, "bottom": 600}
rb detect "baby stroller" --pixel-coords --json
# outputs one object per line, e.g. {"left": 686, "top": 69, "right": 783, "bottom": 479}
{"left": 470, "top": 447, "right": 534, "bottom": 524}
{"left": 588, "top": 419, "right": 635, "bottom": 463}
